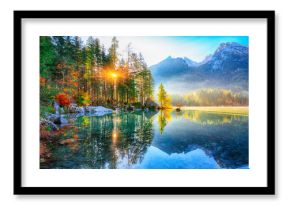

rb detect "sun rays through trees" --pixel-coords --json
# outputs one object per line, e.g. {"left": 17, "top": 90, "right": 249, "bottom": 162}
{"left": 40, "top": 36, "right": 154, "bottom": 109}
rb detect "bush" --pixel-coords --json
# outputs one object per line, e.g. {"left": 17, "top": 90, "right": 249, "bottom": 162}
{"left": 55, "top": 93, "right": 71, "bottom": 107}
{"left": 75, "top": 92, "right": 91, "bottom": 106}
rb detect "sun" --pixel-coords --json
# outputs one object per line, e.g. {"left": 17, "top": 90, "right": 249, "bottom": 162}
{"left": 111, "top": 73, "right": 118, "bottom": 78}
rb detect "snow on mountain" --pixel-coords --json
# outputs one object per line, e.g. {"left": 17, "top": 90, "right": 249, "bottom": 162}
{"left": 149, "top": 42, "right": 249, "bottom": 93}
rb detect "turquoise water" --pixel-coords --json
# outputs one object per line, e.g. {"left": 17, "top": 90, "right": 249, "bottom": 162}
{"left": 41, "top": 110, "right": 249, "bottom": 169}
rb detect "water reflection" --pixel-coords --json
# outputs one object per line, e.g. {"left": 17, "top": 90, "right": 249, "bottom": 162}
{"left": 41, "top": 109, "right": 248, "bottom": 169}
{"left": 170, "top": 110, "right": 243, "bottom": 125}
{"left": 158, "top": 110, "right": 172, "bottom": 134}
{"left": 134, "top": 146, "right": 220, "bottom": 169}
{"left": 152, "top": 110, "right": 248, "bottom": 169}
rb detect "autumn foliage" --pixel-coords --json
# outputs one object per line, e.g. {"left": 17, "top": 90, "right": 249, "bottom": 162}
{"left": 55, "top": 93, "right": 71, "bottom": 107}
{"left": 40, "top": 36, "right": 154, "bottom": 110}
{"left": 76, "top": 92, "right": 91, "bottom": 106}
{"left": 40, "top": 77, "right": 46, "bottom": 86}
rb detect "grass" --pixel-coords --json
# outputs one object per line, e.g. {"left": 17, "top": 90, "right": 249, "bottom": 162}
{"left": 175, "top": 106, "right": 249, "bottom": 116}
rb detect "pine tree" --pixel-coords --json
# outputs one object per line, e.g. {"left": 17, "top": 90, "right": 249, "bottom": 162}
{"left": 108, "top": 37, "right": 119, "bottom": 69}
{"left": 158, "top": 83, "right": 171, "bottom": 109}
{"left": 40, "top": 36, "right": 56, "bottom": 79}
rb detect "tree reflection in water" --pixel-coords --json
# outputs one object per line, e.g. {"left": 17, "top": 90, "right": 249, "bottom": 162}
{"left": 157, "top": 110, "right": 172, "bottom": 134}
{"left": 45, "top": 111, "right": 155, "bottom": 169}
{"left": 152, "top": 110, "right": 249, "bottom": 169}
{"left": 42, "top": 109, "right": 248, "bottom": 169}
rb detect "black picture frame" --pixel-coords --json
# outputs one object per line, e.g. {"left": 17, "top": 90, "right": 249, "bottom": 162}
{"left": 14, "top": 10, "right": 275, "bottom": 195}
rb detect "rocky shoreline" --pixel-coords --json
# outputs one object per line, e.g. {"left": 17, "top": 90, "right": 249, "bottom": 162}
{"left": 41, "top": 99, "right": 159, "bottom": 129}
{"left": 41, "top": 103, "right": 114, "bottom": 129}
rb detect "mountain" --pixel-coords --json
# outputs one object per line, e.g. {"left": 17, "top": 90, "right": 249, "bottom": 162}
{"left": 183, "top": 57, "right": 199, "bottom": 67}
{"left": 202, "top": 42, "right": 248, "bottom": 72}
{"left": 199, "top": 54, "right": 212, "bottom": 65}
{"left": 150, "top": 42, "right": 248, "bottom": 94}
{"left": 150, "top": 56, "right": 192, "bottom": 78}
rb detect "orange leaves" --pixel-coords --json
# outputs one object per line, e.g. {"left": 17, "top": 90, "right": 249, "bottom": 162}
{"left": 53, "top": 68, "right": 79, "bottom": 98}
{"left": 40, "top": 143, "right": 47, "bottom": 156}
{"left": 71, "top": 71, "right": 79, "bottom": 79}
{"left": 40, "top": 123, "right": 80, "bottom": 162}
{"left": 55, "top": 93, "right": 71, "bottom": 107}
{"left": 59, "top": 138, "right": 74, "bottom": 145}
{"left": 63, "top": 88, "right": 69, "bottom": 93}
{"left": 58, "top": 127, "right": 79, "bottom": 145}
{"left": 59, "top": 135, "right": 78, "bottom": 145}
{"left": 40, "top": 129, "right": 51, "bottom": 140}
{"left": 73, "top": 82, "right": 78, "bottom": 87}
{"left": 61, "top": 134, "right": 79, "bottom": 152}
{"left": 40, "top": 141, "right": 52, "bottom": 161}
{"left": 73, "top": 135, "right": 79, "bottom": 140}
{"left": 40, "top": 77, "right": 46, "bottom": 86}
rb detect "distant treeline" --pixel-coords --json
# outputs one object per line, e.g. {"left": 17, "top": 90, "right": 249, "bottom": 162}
{"left": 171, "top": 88, "right": 248, "bottom": 106}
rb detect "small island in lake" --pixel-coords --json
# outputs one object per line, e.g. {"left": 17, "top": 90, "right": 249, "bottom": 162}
{"left": 40, "top": 36, "right": 249, "bottom": 169}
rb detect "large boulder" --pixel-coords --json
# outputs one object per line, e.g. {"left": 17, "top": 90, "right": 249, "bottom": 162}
{"left": 46, "top": 113, "right": 59, "bottom": 122}
{"left": 85, "top": 106, "right": 113, "bottom": 116}
{"left": 46, "top": 114, "right": 68, "bottom": 125}
{"left": 68, "top": 103, "right": 85, "bottom": 114}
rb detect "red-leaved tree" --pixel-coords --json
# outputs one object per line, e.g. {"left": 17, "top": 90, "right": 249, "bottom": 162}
{"left": 55, "top": 93, "right": 71, "bottom": 107}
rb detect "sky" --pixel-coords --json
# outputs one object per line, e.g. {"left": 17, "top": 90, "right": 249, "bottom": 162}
{"left": 81, "top": 36, "right": 248, "bottom": 67}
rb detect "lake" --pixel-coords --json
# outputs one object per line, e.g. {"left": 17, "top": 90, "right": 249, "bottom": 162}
{"left": 40, "top": 109, "right": 249, "bottom": 169}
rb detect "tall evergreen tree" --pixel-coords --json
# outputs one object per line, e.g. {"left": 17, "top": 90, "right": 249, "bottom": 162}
{"left": 108, "top": 37, "right": 119, "bottom": 69}
{"left": 158, "top": 83, "right": 171, "bottom": 108}
{"left": 40, "top": 36, "right": 56, "bottom": 79}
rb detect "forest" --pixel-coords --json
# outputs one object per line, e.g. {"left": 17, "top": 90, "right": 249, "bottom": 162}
{"left": 171, "top": 88, "right": 248, "bottom": 107}
{"left": 40, "top": 36, "right": 154, "bottom": 115}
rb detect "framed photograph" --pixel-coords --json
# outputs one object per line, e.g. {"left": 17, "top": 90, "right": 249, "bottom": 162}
{"left": 14, "top": 10, "right": 275, "bottom": 195}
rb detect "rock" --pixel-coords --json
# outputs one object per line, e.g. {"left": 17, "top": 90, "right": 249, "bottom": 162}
{"left": 46, "top": 113, "right": 59, "bottom": 123}
{"left": 69, "top": 103, "right": 85, "bottom": 114}
{"left": 115, "top": 108, "right": 121, "bottom": 113}
{"left": 54, "top": 101, "right": 60, "bottom": 115}
{"left": 59, "top": 115, "right": 68, "bottom": 124}
{"left": 84, "top": 106, "right": 91, "bottom": 113}
{"left": 78, "top": 107, "right": 85, "bottom": 114}
{"left": 40, "top": 118, "right": 58, "bottom": 131}
{"left": 68, "top": 103, "right": 77, "bottom": 113}
{"left": 126, "top": 105, "right": 134, "bottom": 111}
{"left": 85, "top": 106, "right": 113, "bottom": 116}
{"left": 46, "top": 114, "right": 68, "bottom": 125}
{"left": 144, "top": 98, "right": 159, "bottom": 110}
